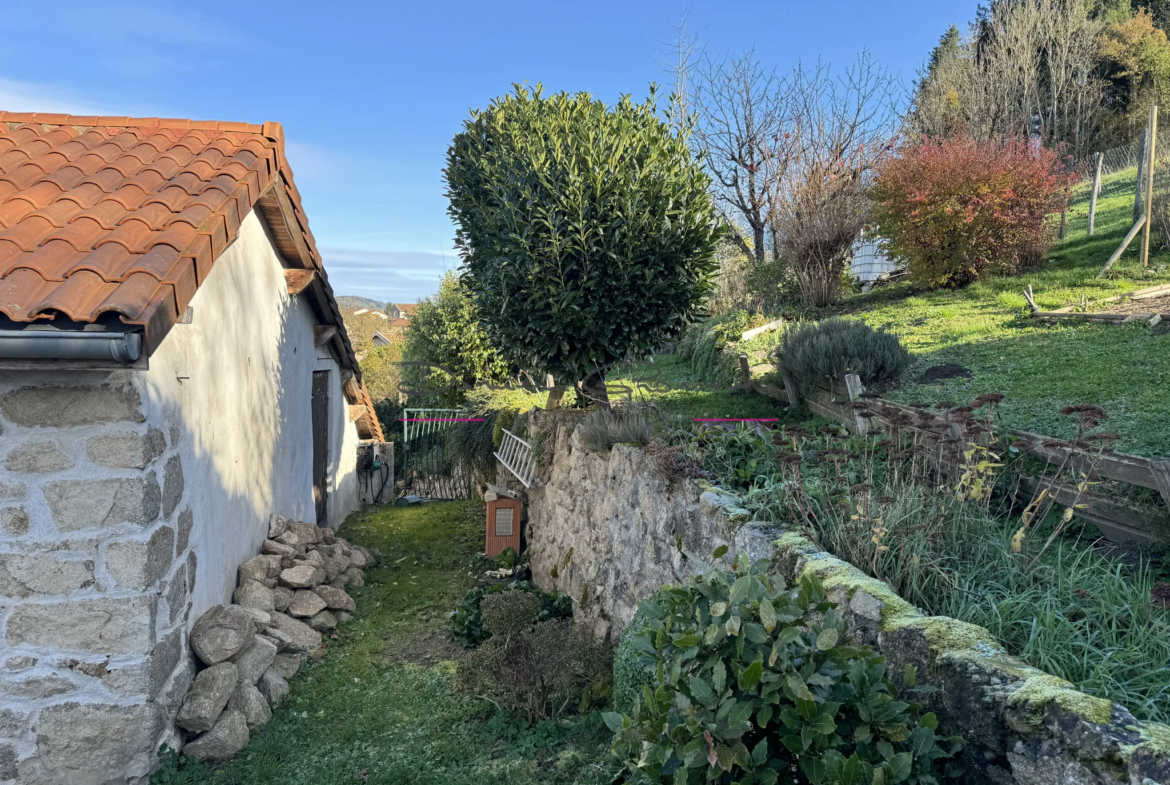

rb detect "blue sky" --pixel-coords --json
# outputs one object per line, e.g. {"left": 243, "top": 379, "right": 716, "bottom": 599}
{"left": 1, "top": 0, "right": 975, "bottom": 304}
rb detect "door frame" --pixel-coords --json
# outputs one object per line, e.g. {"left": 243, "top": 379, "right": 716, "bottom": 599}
{"left": 311, "top": 370, "right": 330, "bottom": 524}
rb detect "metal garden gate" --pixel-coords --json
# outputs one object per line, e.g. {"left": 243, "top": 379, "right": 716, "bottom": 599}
{"left": 401, "top": 408, "right": 472, "bottom": 500}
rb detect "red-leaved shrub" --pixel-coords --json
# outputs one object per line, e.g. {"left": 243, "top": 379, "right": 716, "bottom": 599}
{"left": 870, "top": 136, "right": 1076, "bottom": 289}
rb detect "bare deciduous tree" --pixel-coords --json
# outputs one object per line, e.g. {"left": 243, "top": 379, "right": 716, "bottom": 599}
{"left": 773, "top": 53, "right": 902, "bottom": 306}
{"left": 690, "top": 49, "right": 795, "bottom": 263}
{"left": 913, "top": 0, "right": 1106, "bottom": 155}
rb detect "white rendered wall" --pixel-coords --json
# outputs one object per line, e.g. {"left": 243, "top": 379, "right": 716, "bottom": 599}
{"left": 138, "top": 209, "right": 360, "bottom": 619}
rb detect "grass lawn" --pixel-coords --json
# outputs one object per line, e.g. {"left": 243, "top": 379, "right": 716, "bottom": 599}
{"left": 155, "top": 502, "right": 613, "bottom": 785}
{"left": 835, "top": 167, "right": 1170, "bottom": 455}
{"left": 470, "top": 352, "right": 784, "bottom": 424}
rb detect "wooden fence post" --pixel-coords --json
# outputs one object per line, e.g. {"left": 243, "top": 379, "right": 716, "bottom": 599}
{"left": 844, "top": 373, "right": 868, "bottom": 436}
{"left": 1136, "top": 128, "right": 1149, "bottom": 222}
{"left": 1088, "top": 151, "right": 1103, "bottom": 236}
{"left": 1141, "top": 105, "right": 1158, "bottom": 269}
{"left": 738, "top": 354, "right": 752, "bottom": 390}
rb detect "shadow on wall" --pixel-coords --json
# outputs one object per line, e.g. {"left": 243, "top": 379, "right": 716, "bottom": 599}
{"left": 135, "top": 210, "right": 351, "bottom": 619}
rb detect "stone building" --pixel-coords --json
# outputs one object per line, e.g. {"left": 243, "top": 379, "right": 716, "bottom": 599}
{"left": 0, "top": 112, "right": 383, "bottom": 783}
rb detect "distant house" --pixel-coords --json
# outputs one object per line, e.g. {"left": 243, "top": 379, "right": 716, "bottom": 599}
{"left": 389, "top": 303, "right": 417, "bottom": 321}
{"left": 0, "top": 112, "right": 383, "bottom": 782}
{"left": 372, "top": 331, "right": 391, "bottom": 346}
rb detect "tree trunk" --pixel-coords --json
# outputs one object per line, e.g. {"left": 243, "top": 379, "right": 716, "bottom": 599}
{"left": 577, "top": 369, "right": 610, "bottom": 411}
{"left": 753, "top": 224, "right": 766, "bottom": 263}
{"left": 545, "top": 374, "right": 564, "bottom": 411}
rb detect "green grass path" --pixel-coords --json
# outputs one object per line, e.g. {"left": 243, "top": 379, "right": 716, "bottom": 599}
{"left": 156, "top": 502, "right": 611, "bottom": 785}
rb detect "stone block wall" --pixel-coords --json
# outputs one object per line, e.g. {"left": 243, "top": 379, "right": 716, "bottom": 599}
{"left": 0, "top": 376, "right": 195, "bottom": 785}
{"left": 527, "top": 423, "right": 778, "bottom": 642}
{"left": 526, "top": 425, "right": 1170, "bottom": 785}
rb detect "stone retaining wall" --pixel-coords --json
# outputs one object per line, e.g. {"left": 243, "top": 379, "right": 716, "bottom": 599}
{"left": 526, "top": 424, "right": 776, "bottom": 642}
{"left": 0, "top": 375, "right": 194, "bottom": 784}
{"left": 526, "top": 425, "right": 1170, "bottom": 785}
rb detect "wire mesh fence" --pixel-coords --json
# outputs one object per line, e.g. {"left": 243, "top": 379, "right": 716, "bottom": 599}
{"left": 1060, "top": 133, "right": 1148, "bottom": 242}
{"left": 1061, "top": 112, "right": 1170, "bottom": 269}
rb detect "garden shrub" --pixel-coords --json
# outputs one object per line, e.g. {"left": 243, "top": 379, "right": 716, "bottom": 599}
{"left": 401, "top": 270, "right": 513, "bottom": 406}
{"left": 493, "top": 546, "right": 519, "bottom": 570}
{"left": 676, "top": 310, "right": 771, "bottom": 386}
{"left": 449, "top": 581, "right": 573, "bottom": 648}
{"left": 776, "top": 318, "right": 911, "bottom": 395}
{"left": 605, "top": 553, "right": 963, "bottom": 785}
{"left": 611, "top": 608, "right": 655, "bottom": 715}
{"left": 870, "top": 135, "right": 1076, "bottom": 289}
{"left": 447, "top": 85, "right": 720, "bottom": 404}
{"left": 458, "top": 598, "right": 613, "bottom": 723}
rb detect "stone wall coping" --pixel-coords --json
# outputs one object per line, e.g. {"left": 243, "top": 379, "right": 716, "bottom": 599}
{"left": 770, "top": 526, "right": 1170, "bottom": 784}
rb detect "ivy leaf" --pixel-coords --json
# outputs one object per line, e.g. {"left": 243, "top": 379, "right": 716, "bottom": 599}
{"left": 920, "top": 712, "right": 938, "bottom": 730}
{"left": 602, "top": 712, "right": 624, "bottom": 732}
{"left": 713, "top": 545, "right": 729, "bottom": 559}
{"left": 816, "top": 628, "right": 840, "bottom": 651}
{"left": 760, "top": 598, "right": 777, "bottom": 633}
{"left": 751, "top": 738, "right": 769, "bottom": 766}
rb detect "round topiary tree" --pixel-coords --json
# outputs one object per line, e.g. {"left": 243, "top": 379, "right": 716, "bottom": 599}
{"left": 445, "top": 85, "right": 721, "bottom": 406}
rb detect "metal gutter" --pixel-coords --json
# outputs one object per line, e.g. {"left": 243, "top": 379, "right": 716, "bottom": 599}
{"left": 0, "top": 331, "right": 143, "bottom": 364}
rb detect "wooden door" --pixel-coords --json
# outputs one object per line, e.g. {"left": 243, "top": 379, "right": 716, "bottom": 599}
{"left": 311, "top": 371, "right": 330, "bottom": 524}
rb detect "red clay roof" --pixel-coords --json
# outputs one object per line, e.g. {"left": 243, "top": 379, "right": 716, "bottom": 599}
{"left": 395, "top": 303, "right": 417, "bottom": 315}
{"left": 0, "top": 112, "right": 382, "bottom": 439}
{"left": 0, "top": 114, "right": 345, "bottom": 349}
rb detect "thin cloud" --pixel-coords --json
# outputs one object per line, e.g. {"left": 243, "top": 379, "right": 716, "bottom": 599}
{"left": 319, "top": 247, "right": 456, "bottom": 303}
{"left": 0, "top": 78, "right": 113, "bottom": 115}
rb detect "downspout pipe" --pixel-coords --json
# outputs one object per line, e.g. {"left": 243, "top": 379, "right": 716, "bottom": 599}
{"left": 0, "top": 331, "right": 142, "bottom": 364}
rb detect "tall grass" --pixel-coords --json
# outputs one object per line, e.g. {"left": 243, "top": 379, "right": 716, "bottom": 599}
{"left": 702, "top": 422, "right": 1170, "bottom": 724}
{"left": 799, "top": 481, "right": 1170, "bottom": 723}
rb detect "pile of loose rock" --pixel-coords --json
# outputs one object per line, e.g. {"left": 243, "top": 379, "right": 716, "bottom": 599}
{"left": 175, "top": 514, "right": 373, "bottom": 761}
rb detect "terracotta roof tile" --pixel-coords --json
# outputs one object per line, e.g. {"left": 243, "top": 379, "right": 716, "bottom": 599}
{"left": 0, "top": 112, "right": 376, "bottom": 428}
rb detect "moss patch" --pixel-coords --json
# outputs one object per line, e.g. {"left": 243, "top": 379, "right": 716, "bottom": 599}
{"left": 1007, "top": 673, "right": 1115, "bottom": 728}
{"left": 1137, "top": 722, "right": 1170, "bottom": 756}
{"left": 774, "top": 531, "right": 814, "bottom": 551}
{"left": 885, "top": 616, "right": 1001, "bottom": 655}
{"left": 797, "top": 555, "right": 918, "bottom": 623}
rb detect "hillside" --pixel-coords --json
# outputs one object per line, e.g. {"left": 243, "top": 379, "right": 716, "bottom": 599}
{"left": 834, "top": 167, "right": 1170, "bottom": 456}
{"left": 336, "top": 295, "right": 387, "bottom": 312}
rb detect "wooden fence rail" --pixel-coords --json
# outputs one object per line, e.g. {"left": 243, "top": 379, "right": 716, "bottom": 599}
{"left": 737, "top": 356, "right": 1170, "bottom": 542}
